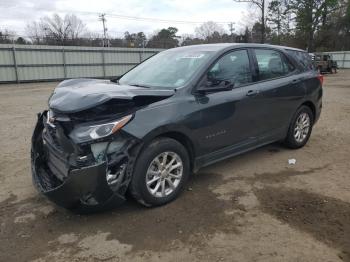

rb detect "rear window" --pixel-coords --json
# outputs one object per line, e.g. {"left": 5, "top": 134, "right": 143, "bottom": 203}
{"left": 254, "top": 49, "right": 295, "bottom": 81}
{"left": 286, "top": 50, "right": 314, "bottom": 71}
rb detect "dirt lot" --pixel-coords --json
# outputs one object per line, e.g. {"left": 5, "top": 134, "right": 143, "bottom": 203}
{"left": 0, "top": 71, "right": 350, "bottom": 262}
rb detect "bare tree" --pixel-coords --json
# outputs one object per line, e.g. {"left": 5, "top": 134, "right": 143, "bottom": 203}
{"left": 26, "top": 14, "right": 86, "bottom": 45}
{"left": 26, "top": 22, "right": 42, "bottom": 44}
{"left": 234, "top": 0, "right": 267, "bottom": 43}
{"left": 195, "top": 21, "right": 225, "bottom": 41}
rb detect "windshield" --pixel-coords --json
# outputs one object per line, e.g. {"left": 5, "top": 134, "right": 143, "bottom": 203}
{"left": 119, "top": 49, "right": 214, "bottom": 89}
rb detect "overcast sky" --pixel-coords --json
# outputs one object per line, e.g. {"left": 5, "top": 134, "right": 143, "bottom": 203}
{"left": 1, "top": 0, "right": 251, "bottom": 38}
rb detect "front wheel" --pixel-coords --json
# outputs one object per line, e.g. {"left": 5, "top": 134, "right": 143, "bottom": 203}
{"left": 284, "top": 106, "right": 314, "bottom": 149}
{"left": 129, "top": 137, "right": 190, "bottom": 207}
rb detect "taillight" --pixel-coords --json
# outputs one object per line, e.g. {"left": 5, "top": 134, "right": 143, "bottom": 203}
{"left": 317, "top": 74, "right": 324, "bottom": 85}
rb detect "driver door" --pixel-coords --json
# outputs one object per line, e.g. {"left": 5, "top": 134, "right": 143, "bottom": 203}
{"left": 192, "top": 49, "right": 261, "bottom": 156}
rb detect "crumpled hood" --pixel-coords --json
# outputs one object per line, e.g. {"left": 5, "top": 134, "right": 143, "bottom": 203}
{"left": 48, "top": 79, "right": 175, "bottom": 113}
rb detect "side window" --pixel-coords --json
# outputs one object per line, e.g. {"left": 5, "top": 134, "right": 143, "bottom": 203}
{"left": 286, "top": 50, "right": 314, "bottom": 71}
{"left": 300, "top": 51, "right": 314, "bottom": 71}
{"left": 207, "top": 50, "right": 252, "bottom": 87}
{"left": 254, "top": 49, "right": 295, "bottom": 81}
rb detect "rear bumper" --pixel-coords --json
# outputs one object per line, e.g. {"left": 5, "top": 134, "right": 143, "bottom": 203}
{"left": 31, "top": 112, "right": 139, "bottom": 213}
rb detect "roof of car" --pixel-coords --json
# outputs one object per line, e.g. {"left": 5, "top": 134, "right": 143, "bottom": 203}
{"left": 168, "top": 43, "right": 306, "bottom": 53}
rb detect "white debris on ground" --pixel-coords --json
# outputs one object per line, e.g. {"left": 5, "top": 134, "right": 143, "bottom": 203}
{"left": 288, "top": 159, "right": 297, "bottom": 165}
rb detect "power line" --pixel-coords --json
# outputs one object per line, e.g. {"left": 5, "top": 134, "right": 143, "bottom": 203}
{"left": 73, "top": 10, "right": 232, "bottom": 25}
{"left": 105, "top": 13, "right": 231, "bottom": 24}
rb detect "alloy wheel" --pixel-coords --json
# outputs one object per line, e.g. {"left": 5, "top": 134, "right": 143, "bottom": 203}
{"left": 145, "top": 151, "right": 183, "bottom": 198}
{"left": 294, "top": 112, "right": 311, "bottom": 143}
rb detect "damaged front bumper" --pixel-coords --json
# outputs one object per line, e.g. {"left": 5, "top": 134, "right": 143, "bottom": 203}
{"left": 31, "top": 111, "right": 141, "bottom": 212}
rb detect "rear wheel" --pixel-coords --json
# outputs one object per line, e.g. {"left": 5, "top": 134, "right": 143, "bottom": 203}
{"left": 129, "top": 137, "right": 190, "bottom": 207}
{"left": 285, "top": 106, "right": 314, "bottom": 149}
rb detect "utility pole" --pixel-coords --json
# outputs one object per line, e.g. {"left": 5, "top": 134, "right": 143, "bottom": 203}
{"left": 99, "top": 13, "right": 108, "bottom": 47}
{"left": 261, "top": 0, "right": 265, "bottom": 44}
{"left": 228, "top": 22, "right": 235, "bottom": 42}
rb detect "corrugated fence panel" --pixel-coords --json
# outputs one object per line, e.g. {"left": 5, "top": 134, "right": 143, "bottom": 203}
{"left": 0, "top": 68, "right": 16, "bottom": 82}
{"left": 66, "top": 51, "right": 103, "bottom": 64}
{"left": 19, "top": 66, "right": 64, "bottom": 81}
{"left": 0, "top": 44, "right": 163, "bottom": 83}
{"left": 17, "top": 50, "right": 63, "bottom": 65}
{"left": 67, "top": 66, "right": 104, "bottom": 78}
{"left": 105, "top": 64, "right": 136, "bottom": 77}
{"left": 104, "top": 52, "right": 140, "bottom": 64}
{"left": 0, "top": 49, "right": 14, "bottom": 65}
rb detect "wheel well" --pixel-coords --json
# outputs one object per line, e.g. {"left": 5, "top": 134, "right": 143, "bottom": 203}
{"left": 155, "top": 132, "right": 195, "bottom": 171}
{"left": 301, "top": 101, "right": 316, "bottom": 121}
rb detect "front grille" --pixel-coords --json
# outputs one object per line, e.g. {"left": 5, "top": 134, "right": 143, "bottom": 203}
{"left": 41, "top": 111, "right": 88, "bottom": 181}
{"left": 47, "top": 127, "right": 64, "bottom": 151}
{"left": 42, "top": 124, "right": 70, "bottom": 181}
{"left": 45, "top": 143, "right": 69, "bottom": 181}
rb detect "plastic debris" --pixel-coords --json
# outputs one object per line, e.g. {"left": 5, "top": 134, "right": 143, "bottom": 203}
{"left": 288, "top": 158, "right": 297, "bottom": 165}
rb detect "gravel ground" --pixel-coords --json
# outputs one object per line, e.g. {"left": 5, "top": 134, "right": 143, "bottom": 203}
{"left": 0, "top": 71, "right": 349, "bottom": 262}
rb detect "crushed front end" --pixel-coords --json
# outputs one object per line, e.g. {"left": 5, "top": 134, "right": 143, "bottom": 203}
{"left": 31, "top": 110, "right": 142, "bottom": 212}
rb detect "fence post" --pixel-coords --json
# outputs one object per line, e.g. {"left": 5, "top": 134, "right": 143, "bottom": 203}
{"left": 12, "top": 46, "right": 19, "bottom": 83}
{"left": 342, "top": 52, "right": 346, "bottom": 68}
{"left": 101, "top": 49, "right": 106, "bottom": 78}
{"left": 62, "top": 48, "right": 67, "bottom": 79}
{"left": 139, "top": 51, "right": 142, "bottom": 63}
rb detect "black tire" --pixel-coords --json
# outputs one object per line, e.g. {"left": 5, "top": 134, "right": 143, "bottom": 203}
{"left": 284, "top": 106, "right": 314, "bottom": 149}
{"left": 129, "top": 137, "right": 190, "bottom": 207}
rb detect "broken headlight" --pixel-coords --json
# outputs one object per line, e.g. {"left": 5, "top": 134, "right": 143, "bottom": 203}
{"left": 69, "top": 114, "right": 133, "bottom": 143}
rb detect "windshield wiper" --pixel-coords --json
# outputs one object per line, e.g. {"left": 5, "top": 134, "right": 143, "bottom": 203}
{"left": 128, "top": 83, "right": 151, "bottom": 88}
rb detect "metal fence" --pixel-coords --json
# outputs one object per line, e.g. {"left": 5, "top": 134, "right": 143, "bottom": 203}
{"left": 325, "top": 51, "right": 350, "bottom": 69}
{"left": 2, "top": 45, "right": 348, "bottom": 84}
{"left": 0, "top": 44, "right": 163, "bottom": 83}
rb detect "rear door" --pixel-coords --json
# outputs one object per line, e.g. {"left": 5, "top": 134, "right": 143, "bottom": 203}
{"left": 249, "top": 48, "right": 305, "bottom": 141}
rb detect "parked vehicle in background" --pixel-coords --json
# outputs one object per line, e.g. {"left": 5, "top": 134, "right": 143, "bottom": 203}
{"left": 31, "top": 43, "right": 323, "bottom": 212}
{"left": 311, "top": 53, "right": 338, "bottom": 74}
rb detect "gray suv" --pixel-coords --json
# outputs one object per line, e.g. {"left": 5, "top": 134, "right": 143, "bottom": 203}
{"left": 31, "top": 44, "right": 323, "bottom": 212}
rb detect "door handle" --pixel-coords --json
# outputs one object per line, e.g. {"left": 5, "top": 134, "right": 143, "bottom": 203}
{"left": 246, "top": 90, "right": 259, "bottom": 97}
{"left": 291, "top": 78, "right": 302, "bottom": 84}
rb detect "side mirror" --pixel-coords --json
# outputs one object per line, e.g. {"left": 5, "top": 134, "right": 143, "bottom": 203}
{"left": 197, "top": 79, "right": 234, "bottom": 93}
